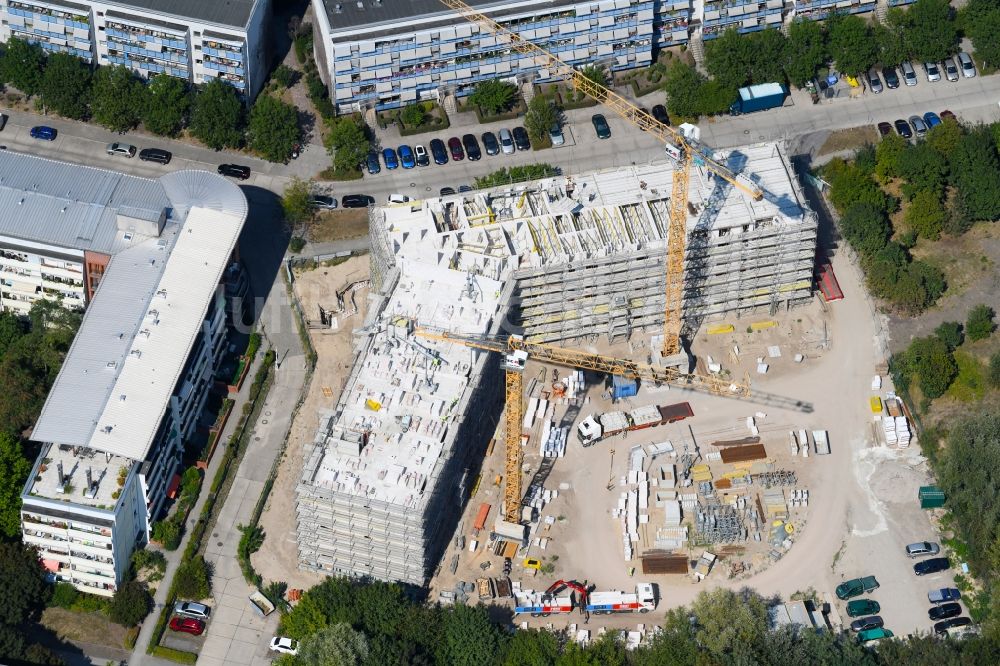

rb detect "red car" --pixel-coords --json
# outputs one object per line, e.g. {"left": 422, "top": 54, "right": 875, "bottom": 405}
{"left": 940, "top": 110, "right": 956, "bottom": 122}
{"left": 170, "top": 616, "right": 205, "bottom": 636}
{"left": 447, "top": 136, "right": 465, "bottom": 161}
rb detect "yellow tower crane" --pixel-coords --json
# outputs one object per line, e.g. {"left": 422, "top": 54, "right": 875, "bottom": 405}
{"left": 416, "top": 329, "right": 752, "bottom": 524}
{"left": 437, "top": 0, "right": 764, "bottom": 359}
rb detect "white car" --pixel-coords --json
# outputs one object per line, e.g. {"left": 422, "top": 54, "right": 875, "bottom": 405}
{"left": 106, "top": 142, "right": 136, "bottom": 158}
{"left": 957, "top": 51, "right": 976, "bottom": 78}
{"left": 174, "top": 601, "right": 210, "bottom": 619}
{"left": 387, "top": 193, "right": 411, "bottom": 204}
{"left": 923, "top": 62, "right": 941, "bottom": 82}
{"left": 270, "top": 636, "right": 299, "bottom": 655}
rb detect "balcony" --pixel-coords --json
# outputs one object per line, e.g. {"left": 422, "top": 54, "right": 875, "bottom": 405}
{"left": 70, "top": 553, "right": 115, "bottom": 572}
{"left": 68, "top": 525, "right": 113, "bottom": 543}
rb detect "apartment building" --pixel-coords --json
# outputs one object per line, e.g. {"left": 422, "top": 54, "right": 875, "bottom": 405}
{"left": 0, "top": 0, "right": 271, "bottom": 98}
{"left": 16, "top": 156, "right": 248, "bottom": 596}
{"left": 314, "top": 0, "right": 920, "bottom": 111}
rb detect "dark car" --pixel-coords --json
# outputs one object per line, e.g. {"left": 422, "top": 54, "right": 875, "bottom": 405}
{"left": 462, "top": 134, "right": 481, "bottom": 161}
{"left": 882, "top": 66, "right": 900, "bottom": 89}
{"left": 341, "top": 194, "right": 373, "bottom": 208}
{"left": 877, "top": 122, "right": 893, "bottom": 137}
{"left": 458, "top": 185, "right": 473, "bottom": 193}
{"left": 0, "top": 113, "right": 7, "bottom": 131}
{"left": 414, "top": 144, "right": 429, "bottom": 167}
{"left": 218, "top": 164, "right": 250, "bottom": 180}
{"left": 447, "top": 136, "right": 465, "bottom": 161}
{"left": 139, "top": 148, "right": 172, "bottom": 165}
{"left": 512, "top": 126, "right": 531, "bottom": 151}
{"left": 382, "top": 147, "right": 399, "bottom": 170}
{"left": 592, "top": 114, "right": 611, "bottom": 139}
{"left": 850, "top": 616, "right": 884, "bottom": 632}
{"left": 934, "top": 617, "right": 972, "bottom": 634}
{"left": 30, "top": 126, "right": 57, "bottom": 141}
{"left": 894, "top": 119, "right": 913, "bottom": 139}
{"left": 914, "top": 557, "right": 950, "bottom": 576}
{"left": 846, "top": 599, "right": 881, "bottom": 617}
{"left": 169, "top": 617, "right": 205, "bottom": 636}
{"left": 439, "top": 187, "right": 456, "bottom": 196}
{"left": 430, "top": 138, "right": 448, "bottom": 165}
{"left": 482, "top": 131, "right": 499, "bottom": 156}
{"left": 398, "top": 144, "right": 415, "bottom": 169}
{"left": 929, "top": 603, "right": 962, "bottom": 621}
{"left": 366, "top": 151, "right": 381, "bottom": 174}
{"left": 651, "top": 104, "right": 670, "bottom": 125}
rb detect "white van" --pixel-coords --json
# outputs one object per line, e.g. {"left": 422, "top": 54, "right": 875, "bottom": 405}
{"left": 386, "top": 193, "right": 411, "bottom": 204}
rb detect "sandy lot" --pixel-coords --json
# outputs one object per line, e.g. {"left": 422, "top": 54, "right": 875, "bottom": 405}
{"left": 253, "top": 255, "right": 371, "bottom": 592}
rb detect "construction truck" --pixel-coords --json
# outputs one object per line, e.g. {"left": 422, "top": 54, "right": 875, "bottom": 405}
{"left": 585, "top": 583, "right": 657, "bottom": 614}
{"left": 577, "top": 403, "right": 693, "bottom": 446}
{"left": 513, "top": 590, "right": 575, "bottom": 616}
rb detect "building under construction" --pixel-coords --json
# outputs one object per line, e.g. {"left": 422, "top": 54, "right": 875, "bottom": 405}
{"left": 295, "top": 142, "right": 817, "bottom": 584}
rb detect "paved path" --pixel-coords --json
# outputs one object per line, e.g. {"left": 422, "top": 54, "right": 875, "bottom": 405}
{"left": 195, "top": 272, "right": 308, "bottom": 666}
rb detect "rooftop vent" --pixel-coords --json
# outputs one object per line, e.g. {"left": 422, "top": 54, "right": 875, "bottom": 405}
{"left": 334, "top": 3, "right": 342, "bottom": 12}
{"left": 102, "top": 425, "right": 113, "bottom": 434}
{"left": 356, "top": 1, "right": 364, "bottom": 8}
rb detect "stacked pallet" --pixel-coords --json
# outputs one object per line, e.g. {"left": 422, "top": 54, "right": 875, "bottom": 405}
{"left": 895, "top": 416, "right": 911, "bottom": 447}
{"left": 762, "top": 488, "right": 787, "bottom": 516}
{"left": 691, "top": 464, "right": 713, "bottom": 482}
{"left": 653, "top": 525, "right": 689, "bottom": 550}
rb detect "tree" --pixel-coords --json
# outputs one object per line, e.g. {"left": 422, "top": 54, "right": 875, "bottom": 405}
{"left": 966, "top": 304, "right": 996, "bottom": 341}
{"left": 40, "top": 53, "right": 91, "bottom": 119}
{"left": 902, "top": 335, "right": 958, "bottom": 398}
{"left": 823, "top": 158, "right": 890, "bottom": 214}
{"left": 580, "top": 65, "right": 608, "bottom": 89}
{"left": 0, "top": 541, "right": 49, "bottom": 626}
{"left": 174, "top": 554, "right": 212, "bottom": 600}
{"left": 950, "top": 128, "right": 1000, "bottom": 224}
{"left": 874, "top": 10, "right": 910, "bottom": 68}
{"left": 436, "top": 604, "right": 500, "bottom": 666}
{"left": 142, "top": 74, "right": 191, "bottom": 136}
{"left": 296, "top": 623, "right": 368, "bottom": 666}
{"left": 0, "top": 38, "right": 45, "bottom": 96}
{"left": 524, "top": 96, "right": 558, "bottom": 143}
{"left": 934, "top": 321, "right": 964, "bottom": 351}
{"left": 279, "top": 592, "right": 328, "bottom": 639}
{"left": 898, "top": 143, "right": 949, "bottom": 199}
{"left": 400, "top": 103, "right": 428, "bottom": 127}
{"left": 784, "top": 19, "right": 827, "bottom": 88}
{"left": 827, "top": 14, "right": 877, "bottom": 75}
{"left": 905, "top": 190, "right": 946, "bottom": 240}
{"left": 248, "top": 95, "right": 300, "bottom": 162}
{"left": 925, "top": 117, "right": 963, "bottom": 157}
{"left": 745, "top": 29, "right": 788, "bottom": 85}
{"left": 90, "top": 65, "right": 147, "bottom": 133}
{"left": 706, "top": 29, "right": 751, "bottom": 94}
{"left": 108, "top": 580, "right": 151, "bottom": 627}
{"left": 874, "top": 132, "right": 908, "bottom": 183}
{"left": 325, "top": 116, "right": 370, "bottom": 174}
{"left": 664, "top": 60, "right": 705, "bottom": 118}
{"left": 905, "top": 0, "right": 957, "bottom": 62}
{"left": 965, "top": 0, "right": 1000, "bottom": 70}
{"left": 151, "top": 517, "right": 182, "bottom": 550}
{"left": 0, "top": 432, "right": 30, "bottom": 538}
{"left": 468, "top": 79, "right": 517, "bottom": 114}
{"left": 502, "top": 629, "right": 558, "bottom": 666}
{"left": 839, "top": 203, "right": 891, "bottom": 255}
{"left": 989, "top": 351, "right": 1000, "bottom": 388}
{"left": 689, "top": 588, "right": 769, "bottom": 660}
{"left": 190, "top": 78, "right": 244, "bottom": 150}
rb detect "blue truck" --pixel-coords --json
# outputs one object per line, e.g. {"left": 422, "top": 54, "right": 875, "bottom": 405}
{"left": 729, "top": 82, "right": 787, "bottom": 115}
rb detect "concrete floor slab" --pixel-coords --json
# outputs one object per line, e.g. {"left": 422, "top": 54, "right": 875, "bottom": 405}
{"left": 198, "top": 636, "right": 231, "bottom": 660}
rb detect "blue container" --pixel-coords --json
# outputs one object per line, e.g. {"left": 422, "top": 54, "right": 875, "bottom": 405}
{"left": 611, "top": 375, "right": 638, "bottom": 400}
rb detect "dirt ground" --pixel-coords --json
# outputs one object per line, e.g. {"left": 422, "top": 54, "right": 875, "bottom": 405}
{"left": 252, "top": 255, "right": 371, "bottom": 591}
{"left": 816, "top": 126, "right": 878, "bottom": 156}
{"left": 40, "top": 607, "right": 127, "bottom": 648}
{"left": 308, "top": 208, "right": 370, "bottom": 243}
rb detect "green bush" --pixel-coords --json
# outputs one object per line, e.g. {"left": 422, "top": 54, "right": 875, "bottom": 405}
{"left": 272, "top": 64, "right": 297, "bottom": 88}
{"left": 109, "top": 580, "right": 152, "bottom": 627}
{"left": 174, "top": 555, "right": 212, "bottom": 601}
{"left": 151, "top": 646, "right": 198, "bottom": 664}
{"left": 474, "top": 164, "right": 559, "bottom": 189}
{"left": 989, "top": 352, "right": 1000, "bottom": 389}
{"left": 152, "top": 517, "right": 182, "bottom": 551}
{"left": 289, "top": 237, "right": 307, "bottom": 253}
{"left": 966, "top": 304, "right": 996, "bottom": 341}
{"left": 50, "top": 582, "right": 79, "bottom": 609}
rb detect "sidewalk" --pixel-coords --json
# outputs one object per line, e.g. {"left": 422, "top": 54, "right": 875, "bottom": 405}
{"left": 129, "top": 353, "right": 266, "bottom": 666}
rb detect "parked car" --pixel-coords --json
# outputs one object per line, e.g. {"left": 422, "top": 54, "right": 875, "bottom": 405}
{"left": 174, "top": 601, "right": 210, "bottom": 619}
{"left": 846, "top": 599, "right": 881, "bottom": 617}
{"left": 30, "top": 125, "right": 57, "bottom": 141}
{"left": 901, "top": 61, "right": 918, "bottom": 86}
{"left": 365, "top": 151, "right": 381, "bottom": 174}
{"left": 943, "top": 57, "right": 959, "bottom": 82}
{"left": 928, "top": 588, "right": 961, "bottom": 604}
{"left": 914, "top": 557, "right": 951, "bottom": 576}
{"left": 591, "top": 113, "right": 611, "bottom": 139}
{"left": 0, "top": 113, "right": 7, "bottom": 131}
{"left": 382, "top": 147, "right": 399, "bottom": 170}
{"left": 458, "top": 185, "right": 473, "bottom": 193}
{"left": 309, "top": 194, "right": 337, "bottom": 210}
{"left": 447, "top": 136, "right": 464, "bottom": 161}
{"left": 341, "top": 194, "right": 373, "bottom": 208}
{"left": 512, "top": 126, "right": 531, "bottom": 151}
{"left": 934, "top": 617, "right": 972, "bottom": 634}
{"left": 139, "top": 148, "right": 172, "bottom": 165}
{"left": 894, "top": 119, "right": 913, "bottom": 139}
{"left": 905, "top": 541, "right": 940, "bottom": 558}
{"left": 217, "top": 164, "right": 250, "bottom": 180}
{"left": 923, "top": 112, "right": 942, "bottom": 128}
{"left": 439, "top": 186, "right": 456, "bottom": 196}
{"left": 462, "top": 133, "right": 481, "bottom": 160}
{"left": 270, "top": 636, "right": 299, "bottom": 656}
{"left": 957, "top": 51, "right": 976, "bottom": 78}
{"left": 908, "top": 115, "right": 928, "bottom": 136}
{"left": 867, "top": 69, "right": 883, "bottom": 94}
{"left": 857, "top": 628, "right": 893, "bottom": 644}
{"left": 549, "top": 122, "right": 564, "bottom": 146}
{"left": 481, "top": 131, "right": 500, "bottom": 155}
{"left": 836, "top": 576, "right": 880, "bottom": 600}
{"left": 387, "top": 193, "right": 411, "bottom": 204}
{"left": 929, "top": 603, "right": 962, "bottom": 621}
{"left": 940, "top": 109, "right": 956, "bottom": 122}
{"left": 882, "top": 66, "right": 900, "bottom": 89}
{"left": 430, "top": 138, "right": 448, "bottom": 164}
{"left": 398, "top": 144, "right": 415, "bottom": 169}
{"left": 106, "top": 142, "right": 136, "bottom": 158}
{"left": 651, "top": 104, "right": 670, "bottom": 125}
{"left": 498, "top": 128, "right": 515, "bottom": 154}
{"left": 877, "top": 122, "right": 893, "bottom": 138}
{"left": 169, "top": 617, "right": 205, "bottom": 636}
{"left": 414, "top": 144, "right": 429, "bottom": 167}
{"left": 924, "top": 61, "right": 942, "bottom": 82}
{"left": 850, "top": 616, "right": 884, "bottom": 632}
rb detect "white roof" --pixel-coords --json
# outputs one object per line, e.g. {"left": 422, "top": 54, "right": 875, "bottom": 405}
{"left": 32, "top": 171, "right": 246, "bottom": 460}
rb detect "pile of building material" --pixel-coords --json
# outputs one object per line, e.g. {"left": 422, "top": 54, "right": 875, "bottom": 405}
{"left": 641, "top": 550, "right": 688, "bottom": 574}
{"left": 613, "top": 453, "right": 651, "bottom": 562}
{"left": 539, "top": 421, "right": 568, "bottom": 458}
{"left": 524, "top": 396, "right": 549, "bottom": 430}
{"left": 653, "top": 525, "right": 688, "bottom": 550}
{"left": 695, "top": 500, "right": 746, "bottom": 543}
{"left": 720, "top": 444, "right": 768, "bottom": 464}
{"left": 762, "top": 488, "right": 787, "bottom": 517}
{"left": 789, "top": 489, "right": 809, "bottom": 508}
{"left": 882, "top": 415, "right": 910, "bottom": 448}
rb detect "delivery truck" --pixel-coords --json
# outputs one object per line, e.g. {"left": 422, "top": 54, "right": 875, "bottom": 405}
{"left": 585, "top": 583, "right": 657, "bottom": 614}
{"left": 729, "top": 82, "right": 787, "bottom": 115}
{"left": 577, "top": 403, "right": 693, "bottom": 446}
{"left": 513, "top": 590, "right": 574, "bottom": 616}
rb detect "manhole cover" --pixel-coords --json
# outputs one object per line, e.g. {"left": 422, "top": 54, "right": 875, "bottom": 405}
{"left": 265, "top": 411, "right": 271, "bottom": 417}
{"left": 410, "top": 182, "right": 416, "bottom": 187}
{"left": 744, "top": 129, "right": 750, "bottom": 134}
{"left": 255, "top": 437, "right": 261, "bottom": 441}
{"left": 213, "top": 532, "right": 218, "bottom": 537}
{"left": 217, "top": 542, "right": 223, "bottom": 547}
{"left": 425, "top": 186, "right": 431, "bottom": 192}
{"left": 262, "top": 419, "right": 269, "bottom": 424}
{"left": 759, "top": 135, "right": 765, "bottom": 140}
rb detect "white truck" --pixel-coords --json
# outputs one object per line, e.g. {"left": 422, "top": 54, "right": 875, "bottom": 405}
{"left": 584, "top": 583, "right": 657, "bottom": 614}
{"left": 513, "top": 590, "right": 574, "bottom": 616}
{"left": 812, "top": 429, "right": 830, "bottom": 455}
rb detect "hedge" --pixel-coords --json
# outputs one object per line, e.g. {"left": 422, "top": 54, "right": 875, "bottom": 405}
{"left": 151, "top": 646, "right": 198, "bottom": 664}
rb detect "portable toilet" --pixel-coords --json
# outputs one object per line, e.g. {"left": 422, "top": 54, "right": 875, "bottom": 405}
{"left": 611, "top": 375, "right": 638, "bottom": 400}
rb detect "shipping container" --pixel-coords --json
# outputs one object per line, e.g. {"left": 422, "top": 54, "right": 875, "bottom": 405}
{"left": 730, "top": 82, "right": 787, "bottom": 115}
{"left": 919, "top": 486, "right": 946, "bottom": 509}
{"left": 658, "top": 402, "right": 694, "bottom": 423}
